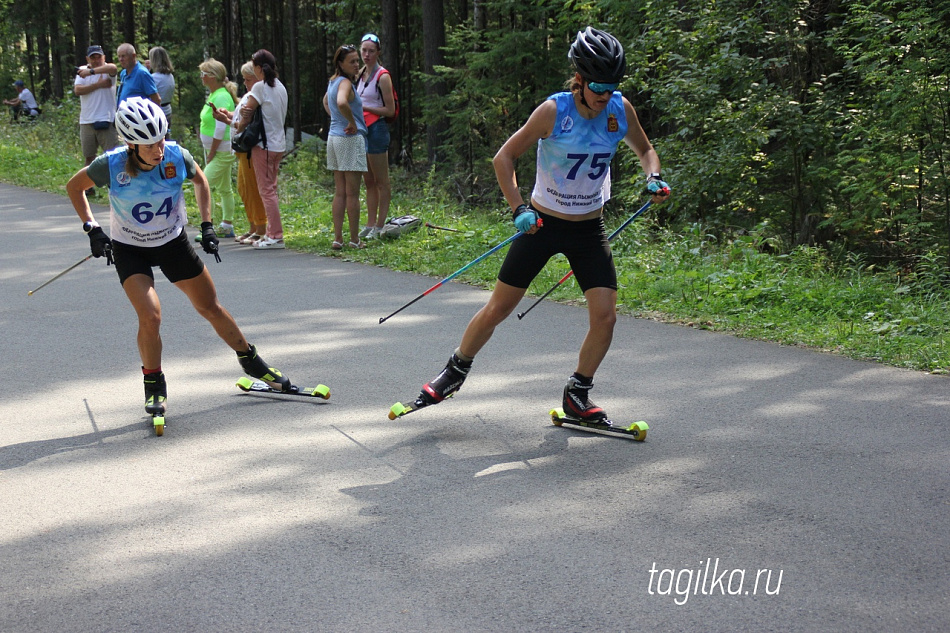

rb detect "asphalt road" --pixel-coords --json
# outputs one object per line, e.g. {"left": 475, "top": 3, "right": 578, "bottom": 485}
{"left": 1, "top": 183, "right": 948, "bottom": 632}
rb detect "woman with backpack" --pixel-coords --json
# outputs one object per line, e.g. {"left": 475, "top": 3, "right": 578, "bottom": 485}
{"left": 355, "top": 33, "right": 396, "bottom": 240}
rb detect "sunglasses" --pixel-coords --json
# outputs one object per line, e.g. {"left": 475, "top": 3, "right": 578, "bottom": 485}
{"left": 200, "top": 71, "right": 216, "bottom": 77}
{"left": 361, "top": 34, "right": 380, "bottom": 44}
{"left": 587, "top": 81, "right": 618, "bottom": 95}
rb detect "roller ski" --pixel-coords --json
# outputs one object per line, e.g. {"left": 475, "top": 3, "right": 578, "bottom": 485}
{"left": 235, "top": 343, "right": 329, "bottom": 399}
{"left": 144, "top": 371, "right": 167, "bottom": 436}
{"left": 550, "top": 374, "right": 648, "bottom": 441}
{"left": 388, "top": 352, "right": 471, "bottom": 419}
{"left": 236, "top": 377, "right": 330, "bottom": 399}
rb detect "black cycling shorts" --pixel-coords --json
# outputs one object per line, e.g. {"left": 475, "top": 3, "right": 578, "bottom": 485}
{"left": 112, "top": 230, "right": 205, "bottom": 286}
{"left": 497, "top": 209, "right": 617, "bottom": 292}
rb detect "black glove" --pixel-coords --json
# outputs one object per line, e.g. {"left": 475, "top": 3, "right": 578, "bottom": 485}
{"left": 200, "top": 221, "right": 222, "bottom": 262}
{"left": 87, "top": 226, "right": 113, "bottom": 266}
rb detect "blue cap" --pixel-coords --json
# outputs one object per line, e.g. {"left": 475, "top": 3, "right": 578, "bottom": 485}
{"left": 14, "top": 80, "right": 24, "bottom": 87}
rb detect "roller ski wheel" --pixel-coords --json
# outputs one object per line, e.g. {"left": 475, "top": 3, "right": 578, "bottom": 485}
{"left": 236, "top": 376, "right": 330, "bottom": 399}
{"left": 549, "top": 407, "right": 648, "bottom": 441}
{"left": 152, "top": 413, "right": 165, "bottom": 436}
{"left": 388, "top": 393, "right": 453, "bottom": 420}
{"left": 144, "top": 371, "right": 167, "bottom": 437}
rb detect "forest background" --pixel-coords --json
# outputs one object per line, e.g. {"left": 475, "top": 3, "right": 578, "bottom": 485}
{"left": 1, "top": 0, "right": 949, "bottom": 373}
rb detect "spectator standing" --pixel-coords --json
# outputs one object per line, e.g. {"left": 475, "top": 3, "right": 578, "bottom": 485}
{"left": 211, "top": 62, "right": 267, "bottom": 244}
{"left": 148, "top": 46, "right": 175, "bottom": 138}
{"left": 4, "top": 80, "right": 40, "bottom": 120}
{"left": 236, "top": 49, "right": 288, "bottom": 250}
{"left": 355, "top": 33, "right": 396, "bottom": 240}
{"left": 74, "top": 45, "right": 120, "bottom": 197}
{"left": 322, "top": 44, "right": 367, "bottom": 250}
{"left": 198, "top": 59, "right": 238, "bottom": 238}
{"left": 115, "top": 43, "right": 161, "bottom": 106}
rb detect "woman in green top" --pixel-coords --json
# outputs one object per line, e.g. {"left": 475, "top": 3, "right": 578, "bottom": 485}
{"left": 198, "top": 59, "right": 238, "bottom": 237}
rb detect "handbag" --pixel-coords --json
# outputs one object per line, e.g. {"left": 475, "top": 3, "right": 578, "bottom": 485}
{"left": 232, "top": 106, "right": 267, "bottom": 155}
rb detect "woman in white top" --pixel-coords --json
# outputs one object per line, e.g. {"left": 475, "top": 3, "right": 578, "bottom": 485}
{"left": 236, "top": 49, "right": 288, "bottom": 249}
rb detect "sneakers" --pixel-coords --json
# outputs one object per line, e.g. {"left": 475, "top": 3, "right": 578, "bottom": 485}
{"left": 253, "top": 236, "right": 285, "bottom": 249}
{"left": 562, "top": 374, "right": 608, "bottom": 422}
{"left": 358, "top": 225, "right": 373, "bottom": 239}
{"left": 421, "top": 353, "right": 472, "bottom": 405}
{"left": 365, "top": 226, "right": 380, "bottom": 240}
{"left": 237, "top": 344, "right": 291, "bottom": 391}
{"left": 217, "top": 222, "right": 235, "bottom": 237}
{"left": 143, "top": 371, "right": 167, "bottom": 415}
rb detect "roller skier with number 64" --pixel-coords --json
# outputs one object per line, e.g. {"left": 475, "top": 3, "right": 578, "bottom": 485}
{"left": 64, "top": 97, "right": 315, "bottom": 435}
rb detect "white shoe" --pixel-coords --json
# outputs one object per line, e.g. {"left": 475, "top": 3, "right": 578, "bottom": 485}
{"left": 365, "top": 226, "right": 381, "bottom": 239}
{"left": 217, "top": 222, "right": 235, "bottom": 237}
{"left": 358, "top": 225, "right": 373, "bottom": 239}
{"left": 253, "top": 236, "right": 285, "bottom": 249}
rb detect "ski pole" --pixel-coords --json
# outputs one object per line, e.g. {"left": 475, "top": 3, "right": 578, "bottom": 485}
{"left": 425, "top": 222, "right": 460, "bottom": 232}
{"left": 516, "top": 200, "right": 652, "bottom": 320}
{"left": 379, "top": 230, "right": 525, "bottom": 324}
{"left": 28, "top": 254, "right": 93, "bottom": 296}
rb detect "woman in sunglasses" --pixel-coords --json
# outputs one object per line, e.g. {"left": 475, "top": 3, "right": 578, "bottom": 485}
{"left": 404, "top": 27, "right": 671, "bottom": 425}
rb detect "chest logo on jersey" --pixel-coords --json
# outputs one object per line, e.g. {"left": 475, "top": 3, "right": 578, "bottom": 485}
{"left": 607, "top": 114, "right": 619, "bottom": 133}
{"left": 116, "top": 171, "right": 131, "bottom": 186}
{"left": 164, "top": 162, "right": 177, "bottom": 179}
{"left": 559, "top": 115, "right": 574, "bottom": 134}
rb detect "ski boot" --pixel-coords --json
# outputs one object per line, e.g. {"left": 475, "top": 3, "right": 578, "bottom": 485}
{"left": 389, "top": 353, "right": 472, "bottom": 419}
{"left": 144, "top": 370, "right": 167, "bottom": 436}
{"left": 561, "top": 374, "right": 609, "bottom": 424}
{"left": 237, "top": 344, "right": 292, "bottom": 392}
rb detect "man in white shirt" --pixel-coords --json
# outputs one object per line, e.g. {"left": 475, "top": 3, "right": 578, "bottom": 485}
{"left": 75, "top": 45, "right": 120, "bottom": 196}
{"left": 75, "top": 45, "right": 120, "bottom": 166}
{"left": 3, "top": 80, "right": 40, "bottom": 120}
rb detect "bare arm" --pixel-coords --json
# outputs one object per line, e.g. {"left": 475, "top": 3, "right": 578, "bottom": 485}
{"left": 335, "top": 80, "right": 357, "bottom": 134}
{"left": 492, "top": 99, "right": 557, "bottom": 217}
{"left": 621, "top": 97, "right": 669, "bottom": 203}
{"left": 66, "top": 168, "right": 98, "bottom": 224}
{"left": 190, "top": 165, "right": 213, "bottom": 223}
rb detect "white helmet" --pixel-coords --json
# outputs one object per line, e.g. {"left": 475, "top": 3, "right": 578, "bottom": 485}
{"left": 115, "top": 97, "right": 168, "bottom": 144}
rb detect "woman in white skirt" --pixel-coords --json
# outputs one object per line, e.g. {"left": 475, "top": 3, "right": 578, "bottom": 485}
{"left": 323, "top": 44, "right": 368, "bottom": 250}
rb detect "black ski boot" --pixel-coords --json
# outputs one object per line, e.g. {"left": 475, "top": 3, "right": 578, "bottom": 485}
{"left": 420, "top": 353, "right": 472, "bottom": 405}
{"left": 144, "top": 370, "right": 167, "bottom": 415}
{"left": 237, "top": 344, "right": 291, "bottom": 392}
{"left": 562, "top": 374, "right": 609, "bottom": 423}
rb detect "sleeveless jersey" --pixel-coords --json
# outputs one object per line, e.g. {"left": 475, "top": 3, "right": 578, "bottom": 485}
{"left": 106, "top": 142, "right": 188, "bottom": 247}
{"left": 531, "top": 91, "right": 628, "bottom": 215}
{"left": 356, "top": 66, "right": 386, "bottom": 109}
{"left": 327, "top": 76, "right": 367, "bottom": 137}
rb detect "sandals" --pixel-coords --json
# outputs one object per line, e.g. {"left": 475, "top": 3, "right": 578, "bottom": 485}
{"left": 235, "top": 231, "right": 254, "bottom": 243}
{"left": 348, "top": 240, "right": 366, "bottom": 249}
{"left": 331, "top": 241, "right": 343, "bottom": 251}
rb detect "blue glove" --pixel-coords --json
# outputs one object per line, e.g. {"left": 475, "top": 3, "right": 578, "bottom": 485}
{"left": 513, "top": 204, "right": 541, "bottom": 233}
{"left": 645, "top": 173, "right": 671, "bottom": 197}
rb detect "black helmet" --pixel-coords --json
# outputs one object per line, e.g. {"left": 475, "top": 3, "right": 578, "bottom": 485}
{"left": 568, "top": 27, "right": 626, "bottom": 83}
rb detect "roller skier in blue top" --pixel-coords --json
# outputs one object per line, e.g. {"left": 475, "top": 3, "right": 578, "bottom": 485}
{"left": 65, "top": 97, "right": 295, "bottom": 428}
{"left": 399, "top": 27, "right": 671, "bottom": 423}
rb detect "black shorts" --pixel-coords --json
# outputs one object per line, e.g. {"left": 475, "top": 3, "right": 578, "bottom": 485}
{"left": 497, "top": 210, "right": 617, "bottom": 292}
{"left": 112, "top": 230, "right": 205, "bottom": 285}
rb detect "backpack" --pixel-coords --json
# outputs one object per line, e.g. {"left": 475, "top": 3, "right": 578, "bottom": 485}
{"left": 378, "top": 214, "right": 421, "bottom": 239}
{"left": 374, "top": 68, "right": 400, "bottom": 125}
{"left": 232, "top": 105, "right": 267, "bottom": 157}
